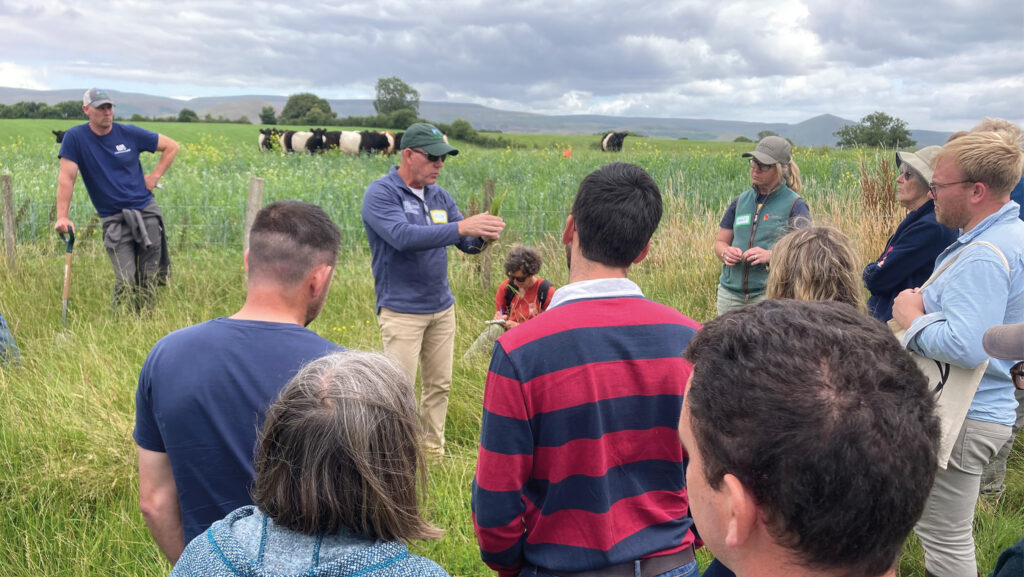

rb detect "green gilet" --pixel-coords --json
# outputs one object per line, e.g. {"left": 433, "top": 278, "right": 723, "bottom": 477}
{"left": 719, "top": 184, "right": 801, "bottom": 297}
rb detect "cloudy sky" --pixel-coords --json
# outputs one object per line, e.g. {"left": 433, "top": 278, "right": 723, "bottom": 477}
{"left": 1, "top": 0, "right": 1021, "bottom": 131}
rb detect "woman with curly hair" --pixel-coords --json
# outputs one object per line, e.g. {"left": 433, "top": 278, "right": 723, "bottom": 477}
{"left": 464, "top": 245, "right": 555, "bottom": 360}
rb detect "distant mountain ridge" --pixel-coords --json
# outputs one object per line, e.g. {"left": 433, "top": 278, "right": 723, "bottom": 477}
{"left": 0, "top": 87, "right": 953, "bottom": 147}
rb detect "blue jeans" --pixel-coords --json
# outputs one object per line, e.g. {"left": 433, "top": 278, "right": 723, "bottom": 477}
{"left": 520, "top": 558, "right": 699, "bottom": 577}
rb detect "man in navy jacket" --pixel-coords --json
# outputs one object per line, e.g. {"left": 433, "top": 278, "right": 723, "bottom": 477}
{"left": 362, "top": 123, "right": 504, "bottom": 457}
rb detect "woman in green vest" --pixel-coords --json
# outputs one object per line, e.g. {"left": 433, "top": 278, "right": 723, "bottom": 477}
{"left": 713, "top": 136, "right": 810, "bottom": 316}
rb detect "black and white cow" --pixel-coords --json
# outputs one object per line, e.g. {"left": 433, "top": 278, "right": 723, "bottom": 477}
{"left": 324, "top": 131, "right": 342, "bottom": 151}
{"left": 291, "top": 128, "right": 328, "bottom": 154}
{"left": 601, "top": 131, "right": 628, "bottom": 152}
{"left": 258, "top": 128, "right": 281, "bottom": 151}
{"left": 359, "top": 131, "right": 391, "bottom": 154}
{"left": 278, "top": 130, "right": 297, "bottom": 153}
{"left": 52, "top": 130, "right": 66, "bottom": 143}
{"left": 390, "top": 131, "right": 403, "bottom": 153}
{"left": 335, "top": 131, "right": 363, "bottom": 155}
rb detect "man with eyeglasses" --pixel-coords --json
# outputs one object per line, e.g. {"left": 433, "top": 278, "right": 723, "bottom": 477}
{"left": 362, "top": 122, "right": 505, "bottom": 458}
{"left": 893, "top": 128, "right": 1024, "bottom": 577}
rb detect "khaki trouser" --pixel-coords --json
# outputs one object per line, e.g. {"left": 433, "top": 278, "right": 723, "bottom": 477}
{"left": 980, "top": 388, "right": 1024, "bottom": 498}
{"left": 378, "top": 305, "right": 456, "bottom": 456}
{"left": 716, "top": 284, "right": 766, "bottom": 316}
{"left": 915, "top": 418, "right": 1012, "bottom": 577}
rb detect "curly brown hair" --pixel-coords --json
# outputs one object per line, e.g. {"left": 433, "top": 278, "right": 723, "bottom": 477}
{"left": 504, "top": 245, "right": 543, "bottom": 277}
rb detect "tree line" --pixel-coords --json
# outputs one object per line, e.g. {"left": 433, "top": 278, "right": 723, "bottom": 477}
{"left": 0, "top": 78, "right": 916, "bottom": 149}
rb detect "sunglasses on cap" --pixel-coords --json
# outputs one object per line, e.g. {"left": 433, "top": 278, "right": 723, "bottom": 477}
{"left": 410, "top": 148, "right": 447, "bottom": 163}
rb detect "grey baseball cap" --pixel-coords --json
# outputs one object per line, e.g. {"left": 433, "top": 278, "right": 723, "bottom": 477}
{"left": 83, "top": 88, "right": 113, "bottom": 107}
{"left": 895, "top": 145, "right": 941, "bottom": 183}
{"left": 742, "top": 135, "right": 792, "bottom": 165}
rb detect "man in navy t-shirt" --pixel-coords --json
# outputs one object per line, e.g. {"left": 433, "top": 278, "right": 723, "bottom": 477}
{"left": 133, "top": 201, "right": 344, "bottom": 564}
{"left": 55, "top": 88, "right": 179, "bottom": 311}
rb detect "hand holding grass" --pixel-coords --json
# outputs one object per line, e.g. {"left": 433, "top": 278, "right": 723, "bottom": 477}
{"left": 459, "top": 212, "right": 505, "bottom": 240}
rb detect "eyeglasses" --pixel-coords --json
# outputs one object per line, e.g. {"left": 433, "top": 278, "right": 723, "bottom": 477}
{"left": 508, "top": 273, "right": 530, "bottom": 283}
{"left": 410, "top": 148, "right": 447, "bottom": 163}
{"left": 899, "top": 171, "right": 915, "bottom": 181}
{"left": 1012, "top": 361, "right": 1024, "bottom": 391}
{"left": 749, "top": 159, "right": 774, "bottom": 172}
{"left": 928, "top": 180, "right": 973, "bottom": 195}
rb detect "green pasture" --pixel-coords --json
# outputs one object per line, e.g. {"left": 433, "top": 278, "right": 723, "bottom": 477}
{"left": 0, "top": 119, "right": 861, "bottom": 247}
{"left": 0, "top": 119, "right": 1020, "bottom": 576}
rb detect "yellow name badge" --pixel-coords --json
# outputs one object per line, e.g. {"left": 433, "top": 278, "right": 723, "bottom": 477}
{"left": 430, "top": 210, "right": 448, "bottom": 224}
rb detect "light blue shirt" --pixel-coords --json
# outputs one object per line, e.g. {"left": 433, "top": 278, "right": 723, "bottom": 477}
{"left": 904, "top": 201, "right": 1024, "bottom": 425}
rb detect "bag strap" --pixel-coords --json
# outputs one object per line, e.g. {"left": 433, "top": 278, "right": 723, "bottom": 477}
{"left": 920, "top": 240, "right": 1009, "bottom": 291}
{"left": 504, "top": 282, "right": 517, "bottom": 313}
{"left": 537, "top": 280, "right": 552, "bottom": 309}
{"left": 506, "top": 279, "right": 553, "bottom": 312}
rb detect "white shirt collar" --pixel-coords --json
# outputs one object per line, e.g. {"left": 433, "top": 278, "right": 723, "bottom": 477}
{"left": 547, "top": 277, "right": 644, "bottom": 309}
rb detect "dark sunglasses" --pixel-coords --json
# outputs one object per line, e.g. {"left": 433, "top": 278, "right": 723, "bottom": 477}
{"left": 410, "top": 148, "right": 447, "bottom": 163}
{"left": 508, "top": 273, "right": 529, "bottom": 283}
{"left": 1012, "top": 361, "right": 1024, "bottom": 391}
{"left": 749, "top": 159, "right": 773, "bottom": 172}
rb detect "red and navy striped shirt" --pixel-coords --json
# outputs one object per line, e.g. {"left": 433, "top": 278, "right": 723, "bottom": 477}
{"left": 472, "top": 286, "right": 700, "bottom": 577}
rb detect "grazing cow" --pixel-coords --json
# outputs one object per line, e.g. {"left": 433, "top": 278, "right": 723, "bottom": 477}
{"left": 278, "top": 130, "right": 297, "bottom": 153}
{"left": 258, "top": 128, "right": 281, "bottom": 151}
{"left": 359, "top": 131, "right": 391, "bottom": 154}
{"left": 391, "top": 132, "right": 403, "bottom": 152}
{"left": 601, "top": 131, "right": 628, "bottom": 152}
{"left": 335, "top": 131, "right": 362, "bottom": 155}
{"left": 324, "top": 131, "right": 342, "bottom": 151}
{"left": 383, "top": 131, "right": 398, "bottom": 154}
{"left": 291, "top": 128, "right": 328, "bottom": 154}
{"left": 53, "top": 130, "right": 66, "bottom": 143}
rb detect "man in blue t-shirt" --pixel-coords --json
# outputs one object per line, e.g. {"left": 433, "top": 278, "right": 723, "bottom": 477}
{"left": 133, "top": 201, "right": 344, "bottom": 564}
{"left": 55, "top": 88, "right": 179, "bottom": 311}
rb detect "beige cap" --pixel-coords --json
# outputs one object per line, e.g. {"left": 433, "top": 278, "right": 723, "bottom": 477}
{"left": 742, "top": 135, "right": 792, "bottom": 165}
{"left": 895, "top": 145, "right": 941, "bottom": 183}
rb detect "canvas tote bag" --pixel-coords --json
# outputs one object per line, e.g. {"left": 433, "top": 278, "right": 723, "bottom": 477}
{"left": 888, "top": 240, "right": 1009, "bottom": 469}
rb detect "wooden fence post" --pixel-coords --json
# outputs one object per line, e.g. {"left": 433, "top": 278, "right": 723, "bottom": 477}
{"left": 479, "top": 179, "right": 495, "bottom": 290}
{"left": 1, "top": 174, "right": 15, "bottom": 273}
{"left": 243, "top": 177, "right": 264, "bottom": 254}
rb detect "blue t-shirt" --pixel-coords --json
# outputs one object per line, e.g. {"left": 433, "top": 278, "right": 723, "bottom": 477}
{"left": 133, "top": 318, "right": 343, "bottom": 544}
{"left": 58, "top": 122, "right": 159, "bottom": 217}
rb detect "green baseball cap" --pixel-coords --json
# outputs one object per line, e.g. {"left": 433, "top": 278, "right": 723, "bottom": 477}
{"left": 401, "top": 123, "right": 458, "bottom": 157}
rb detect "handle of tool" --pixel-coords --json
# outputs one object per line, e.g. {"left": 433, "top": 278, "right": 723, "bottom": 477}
{"left": 62, "top": 253, "right": 72, "bottom": 301}
{"left": 60, "top": 229, "right": 76, "bottom": 253}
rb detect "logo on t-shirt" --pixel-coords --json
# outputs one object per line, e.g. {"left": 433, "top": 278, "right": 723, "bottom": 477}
{"left": 115, "top": 143, "right": 131, "bottom": 154}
